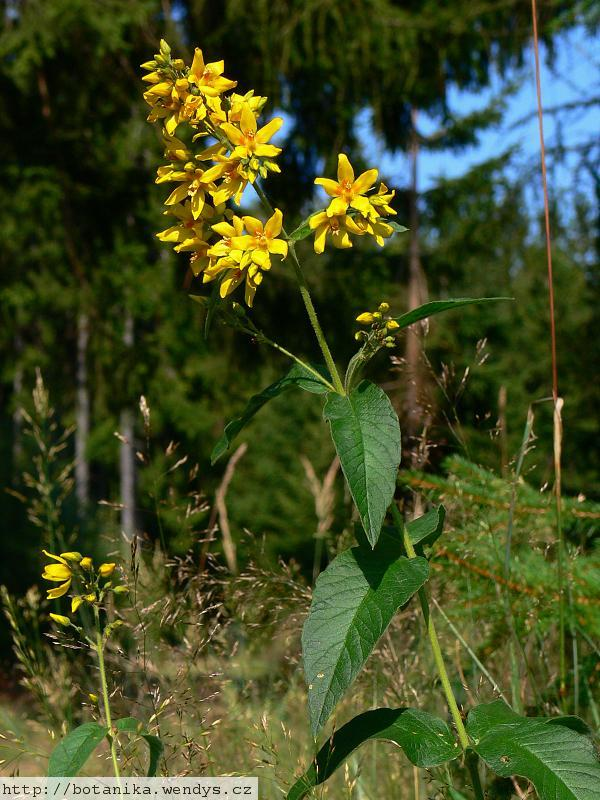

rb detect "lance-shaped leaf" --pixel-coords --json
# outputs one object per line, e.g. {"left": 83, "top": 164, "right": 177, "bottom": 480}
{"left": 115, "top": 717, "right": 164, "bottom": 777}
{"left": 211, "top": 363, "right": 329, "bottom": 463}
{"left": 324, "top": 381, "right": 401, "bottom": 546}
{"left": 467, "top": 700, "right": 600, "bottom": 800}
{"left": 287, "top": 707, "right": 459, "bottom": 799}
{"left": 303, "top": 535, "right": 428, "bottom": 735}
{"left": 406, "top": 505, "right": 446, "bottom": 549}
{"left": 48, "top": 722, "right": 108, "bottom": 776}
{"left": 392, "top": 297, "right": 512, "bottom": 331}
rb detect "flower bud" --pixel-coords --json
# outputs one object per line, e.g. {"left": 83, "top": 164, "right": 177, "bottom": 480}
{"left": 99, "top": 563, "right": 116, "bottom": 578}
{"left": 386, "top": 320, "right": 399, "bottom": 331}
{"left": 80, "top": 557, "right": 93, "bottom": 570}
{"left": 49, "top": 613, "right": 71, "bottom": 627}
{"left": 159, "top": 39, "right": 171, "bottom": 55}
{"left": 112, "top": 585, "right": 129, "bottom": 595}
{"left": 356, "top": 312, "right": 374, "bottom": 325}
{"left": 88, "top": 693, "right": 99, "bottom": 704}
{"left": 71, "top": 596, "right": 84, "bottom": 613}
{"left": 372, "top": 311, "right": 382, "bottom": 321}
{"left": 60, "top": 552, "right": 83, "bottom": 563}
{"left": 379, "top": 302, "right": 390, "bottom": 313}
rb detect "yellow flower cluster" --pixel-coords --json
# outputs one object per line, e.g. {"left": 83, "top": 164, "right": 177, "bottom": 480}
{"left": 355, "top": 302, "right": 399, "bottom": 348}
{"left": 143, "top": 40, "right": 288, "bottom": 307}
{"left": 42, "top": 550, "right": 119, "bottom": 618}
{"left": 310, "top": 155, "right": 396, "bottom": 253}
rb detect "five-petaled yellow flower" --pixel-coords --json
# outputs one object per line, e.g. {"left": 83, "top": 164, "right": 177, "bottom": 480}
{"left": 42, "top": 550, "right": 78, "bottom": 599}
{"left": 315, "top": 154, "right": 378, "bottom": 218}
{"left": 188, "top": 49, "right": 237, "bottom": 97}
{"left": 221, "top": 104, "right": 283, "bottom": 162}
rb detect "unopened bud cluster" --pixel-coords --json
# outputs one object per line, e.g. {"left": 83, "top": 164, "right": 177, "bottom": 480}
{"left": 355, "top": 302, "right": 399, "bottom": 348}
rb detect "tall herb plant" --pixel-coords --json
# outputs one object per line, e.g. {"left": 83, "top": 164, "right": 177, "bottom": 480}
{"left": 41, "top": 39, "right": 600, "bottom": 798}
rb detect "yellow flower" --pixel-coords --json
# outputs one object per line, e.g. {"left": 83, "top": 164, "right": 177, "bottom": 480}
{"left": 49, "top": 613, "right": 71, "bottom": 627}
{"left": 188, "top": 49, "right": 237, "bottom": 97}
{"left": 208, "top": 216, "right": 246, "bottom": 259}
{"left": 315, "top": 154, "right": 378, "bottom": 218}
{"left": 80, "top": 557, "right": 92, "bottom": 570}
{"left": 156, "top": 162, "right": 216, "bottom": 219}
{"left": 42, "top": 550, "right": 73, "bottom": 599}
{"left": 309, "top": 212, "right": 354, "bottom": 253}
{"left": 230, "top": 209, "right": 288, "bottom": 261}
{"left": 156, "top": 200, "right": 210, "bottom": 252}
{"left": 220, "top": 104, "right": 283, "bottom": 161}
{"left": 347, "top": 214, "right": 393, "bottom": 247}
{"left": 368, "top": 182, "right": 397, "bottom": 217}
{"left": 202, "top": 155, "right": 248, "bottom": 205}
{"left": 99, "top": 563, "right": 116, "bottom": 578}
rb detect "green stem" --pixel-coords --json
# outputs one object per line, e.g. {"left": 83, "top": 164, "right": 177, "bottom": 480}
{"left": 94, "top": 606, "right": 121, "bottom": 780}
{"left": 258, "top": 335, "right": 336, "bottom": 392}
{"left": 391, "top": 504, "right": 484, "bottom": 800}
{"left": 252, "top": 181, "right": 345, "bottom": 394}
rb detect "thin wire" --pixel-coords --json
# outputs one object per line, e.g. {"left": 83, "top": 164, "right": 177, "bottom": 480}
{"left": 530, "top": 0, "right": 558, "bottom": 401}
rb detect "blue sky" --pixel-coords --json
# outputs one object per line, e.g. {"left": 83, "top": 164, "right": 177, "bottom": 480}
{"left": 361, "top": 25, "right": 599, "bottom": 204}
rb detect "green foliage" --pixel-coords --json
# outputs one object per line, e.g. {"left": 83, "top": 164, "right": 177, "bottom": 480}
{"left": 211, "top": 363, "right": 329, "bottom": 463}
{"left": 114, "top": 718, "right": 163, "bottom": 777}
{"left": 467, "top": 701, "right": 600, "bottom": 800}
{"left": 323, "top": 381, "right": 401, "bottom": 546}
{"left": 286, "top": 707, "right": 459, "bottom": 799}
{"left": 48, "top": 722, "right": 107, "bottom": 777}
{"left": 302, "top": 534, "right": 429, "bottom": 734}
{"left": 392, "top": 297, "right": 513, "bottom": 331}
{"left": 406, "top": 504, "right": 446, "bottom": 548}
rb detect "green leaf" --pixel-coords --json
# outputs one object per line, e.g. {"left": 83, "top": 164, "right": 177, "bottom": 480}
{"left": 211, "top": 363, "right": 329, "bottom": 464}
{"left": 323, "top": 380, "right": 401, "bottom": 547}
{"left": 388, "top": 220, "right": 409, "bottom": 233}
{"left": 303, "top": 536, "right": 429, "bottom": 734}
{"left": 288, "top": 217, "right": 314, "bottom": 242}
{"left": 48, "top": 722, "right": 107, "bottom": 776}
{"left": 286, "top": 707, "right": 459, "bottom": 799}
{"left": 467, "top": 700, "right": 600, "bottom": 800}
{"left": 392, "top": 297, "right": 512, "bottom": 331}
{"left": 406, "top": 505, "right": 446, "bottom": 549}
{"left": 115, "top": 717, "right": 163, "bottom": 777}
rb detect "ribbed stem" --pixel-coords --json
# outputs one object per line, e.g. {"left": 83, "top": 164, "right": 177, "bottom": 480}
{"left": 95, "top": 606, "right": 121, "bottom": 780}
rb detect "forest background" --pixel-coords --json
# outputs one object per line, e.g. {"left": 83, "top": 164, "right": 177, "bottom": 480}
{"left": 0, "top": 0, "right": 598, "bottom": 675}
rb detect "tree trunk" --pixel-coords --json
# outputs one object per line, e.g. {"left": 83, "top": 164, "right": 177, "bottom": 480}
{"left": 403, "top": 108, "right": 428, "bottom": 447}
{"left": 75, "top": 311, "right": 90, "bottom": 511}
{"left": 120, "top": 312, "right": 137, "bottom": 542}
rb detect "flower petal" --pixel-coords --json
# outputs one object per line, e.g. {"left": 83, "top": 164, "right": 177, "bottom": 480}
{"left": 352, "top": 168, "right": 378, "bottom": 195}
{"left": 255, "top": 117, "right": 283, "bottom": 144}
{"left": 264, "top": 208, "right": 283, "bottom": 239}
{"left": 337, "top": 153, "right": 354, "bottom": 183}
